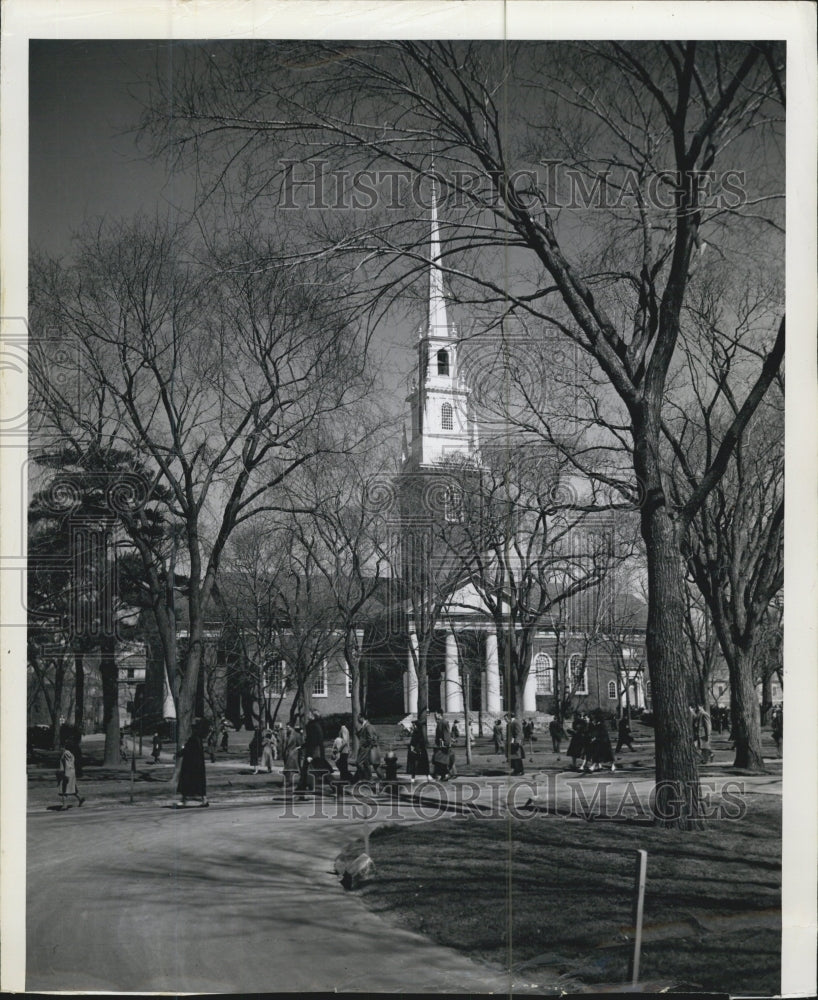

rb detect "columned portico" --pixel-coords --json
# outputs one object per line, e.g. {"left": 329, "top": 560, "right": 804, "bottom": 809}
{"left": 444, "top": 630, "right": 463, "bottom": 713}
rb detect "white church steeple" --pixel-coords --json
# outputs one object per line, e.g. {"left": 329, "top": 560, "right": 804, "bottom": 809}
{"left": 404, "top": 177, "right": 479, "bottom": 470}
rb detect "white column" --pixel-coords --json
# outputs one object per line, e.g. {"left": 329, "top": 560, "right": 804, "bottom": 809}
{"left": 523, "top": 670, "right": 538, "bottom": 713}
{"left": 407, "top": 632, "right": 419, "bottom": 714}
{"left": 485, "top": 631, "right": 502, "bottom": 713}
{"left": 445, "top": 630, "right": 463, "bottom": 713}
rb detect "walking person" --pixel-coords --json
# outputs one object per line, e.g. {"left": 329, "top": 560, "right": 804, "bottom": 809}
{"left": 249, "top": 728, "right": 262, "bottom": 772}
{"left": 260, "top": 729, "right": 275, "bottom": 773}
{"left": 548, "top": 717, "right": 563, "bottom": 753}
{"left": 492, "top": 718, "right": 504, "bottom": 754}
{"left": 355, "top": 713, "right": 380, "bottom": 781}
{"left": 433, "top": 712, "right": 453, "bottom": 780}
{"left": 689, "top": 704, "right": 701, "bottom": 751}
{"left": 587, "top": 711, "right": 616, "bottom": 772}
{"left": 56, "top": 740, "right": 85, "bottom": 809}
{"left": 770, "top": 707, "right": 783, "bottom": 757}
{"left": 151, "top": 731, "right": 162, "bottom": 764}
{"left": 407, "top": 719, "right": 430, "bottom": 779}
{"left": 506, "top": 712, "right": 522, "bottom": 753}
{"left": 177, "top": 719, "right": 209, "bottom": 807}
{"left": 220, "top": 726, "right": 229, "bottom": 752}
{"left": 566, "top": 713, "right": 587, "bottom": 771}
{"left": 451, "top": 720, "right": 460, "bottom": 745}
{"left": 697, "top": 705, "right": 714, "bottom": 763}
{"left": 281, "top": 722, "right": 302, "bottom": 790}
{"left": 300, "top": 709, "right": 326, "bottom": 790}
{"left": 615, "top": 715, "right": 635, "bottom": 753}
{"left": 332, "top": 725, "right": 352, "bottom": 781}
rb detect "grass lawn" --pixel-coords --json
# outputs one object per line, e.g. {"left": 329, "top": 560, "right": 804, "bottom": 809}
{"left": 362, "top": 793, "right": 781, "bottom": 994}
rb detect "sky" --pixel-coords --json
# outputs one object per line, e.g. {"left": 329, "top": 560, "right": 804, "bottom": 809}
{"left": 28, "top": 40, "right": 438, "bottom": 433}
{"left": 29, "top": 41, "right": 180, "bottom": 256}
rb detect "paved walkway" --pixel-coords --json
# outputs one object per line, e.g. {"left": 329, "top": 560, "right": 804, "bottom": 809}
{"left": 27, "top": 795, "right": 554, "bottom": 993}
{"left": 25, "top": 759, "right": 781, "bottom": 993}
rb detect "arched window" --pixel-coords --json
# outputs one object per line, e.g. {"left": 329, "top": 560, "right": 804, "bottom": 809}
{"left": 607, "top": 680, "right": 617, "bottom": 700}
{"left": 437, "top": 349, "right": 450, "bottom": 376}
{"left": 535, "top": 653, "right": 553, "bottom": 695}
{"left": 441, "top": 402, "right": 453, "bottom": 429}
{"left": 444, "top": 485, "right": 464, "bottom": 523}
{"left": 568, "top": 654, "right": 588, "bottom": 695}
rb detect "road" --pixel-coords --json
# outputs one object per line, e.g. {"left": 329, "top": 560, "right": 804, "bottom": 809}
{"left": 26, "top": 795, "right": 532, "bottom": 993}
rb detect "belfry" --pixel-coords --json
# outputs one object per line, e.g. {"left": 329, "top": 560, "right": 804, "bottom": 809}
{"left": 403, "top": 177, "right": 479, "bottom": 471}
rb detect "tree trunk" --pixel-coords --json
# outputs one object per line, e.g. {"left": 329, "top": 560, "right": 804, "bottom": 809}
{"left": 729, "top": 646, "right": 766, "bottom": 771}
{"left": 51, "top": 656, "right": 66, "bottom": 750}
{"left": 173, "top": 641, "right": 204, "bottom": 780}
{"left": 415, "top": 634, "right": 432, "bottom": 730}
{"left": 99, "top": 634, "right": 121, "bottom": 767}
{"left": 73, "top": 652, "right": 85, "bottom": 735}
{"left": 344, "top": 634, "right": 361, "bottom": 756}
{"left": 638, "top": 458, "right": 703, "bottom": 827}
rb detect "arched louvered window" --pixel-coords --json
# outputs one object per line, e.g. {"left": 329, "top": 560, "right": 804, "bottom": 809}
{"left": 441, "top": 402, "right": 453, "bottom": 429}
{"left": 568, "top": 654, "right": 588, "bottom": 695}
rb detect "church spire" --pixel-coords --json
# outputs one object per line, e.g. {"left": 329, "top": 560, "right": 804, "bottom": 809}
{"left": 428, "top": 172, "right": 449, "bottom": 338}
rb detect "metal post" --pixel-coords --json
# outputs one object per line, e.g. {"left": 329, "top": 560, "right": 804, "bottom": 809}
{"left": 130, "top": 731, "right": 136, "bottom": 804}
{"left": 631, "top": 849, "right": 648, "bottom": 985}
{"left": 363, "top": 820, "right": 370, "bottom": 857}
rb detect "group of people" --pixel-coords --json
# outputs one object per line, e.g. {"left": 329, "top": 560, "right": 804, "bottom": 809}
{"left": 565, "top": 710, "right": 617, "bottom": 772}
{"left": 405, "top": 713, "right": 458, "bottom": 781}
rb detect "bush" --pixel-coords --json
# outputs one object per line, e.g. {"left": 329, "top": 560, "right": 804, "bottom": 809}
{"left": 316, "top": 712, "right": 354, "bottom": 736}
{"left": 27, "top": 725, "right": 52, "bottom": 751}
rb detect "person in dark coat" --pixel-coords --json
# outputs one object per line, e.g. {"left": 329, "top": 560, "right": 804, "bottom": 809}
{"left": 615, "top": 715, "right": 635, "bottom": 753}
{"left": 509, "top": 738, "right": 525, "bottom": 776}
{"left": 177, "top": 720, "right": 209, "bottom": 806}
{"left": 492, "top": 718, "right": 504, "bottom": 753}
{"left": 151, "top": 732, "right": 162, "bottom": 764}
{"left": 281, "top": 722, "right": 302, "bottom": 789}
{"left": 300, "top": 709, "right": 326, "bottom": 789}
{"left": 587, "top": 712, "right": 615, "bottom": 772}
{"left": 566, "top": 714, "right": 587, "bottom": 770}
{"left": 548, "top": 717, "right": 563, "bottom": 752}
{"left": 304, "top": 709, "right": 325, "bottom": 759}
{"left": 434, "top": 712, "right": 451, "bottom": 750}
{"left": 249, "top": 728, "right": 263, "bottom": 771}
{"left": 433, "top": 713, "right": 455, "bottom": 780}
{"left": 407, "top": 719, "right": 430, "bottom": 779}
{"left": 506, "top": 713, "right": 522, "bottom": 755}
{"left": 355, "top": 714, "right": 380, "bottom": 781}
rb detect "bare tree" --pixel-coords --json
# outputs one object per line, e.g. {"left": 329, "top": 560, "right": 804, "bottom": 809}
{"left": 29, "top": 216, "right": 372, "bottom": 762}
{"left": 290, "top": 454, "right": 392, "bottom": 753}
{"left": 140, "top": 41, "right": 784, "bottom": 823}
